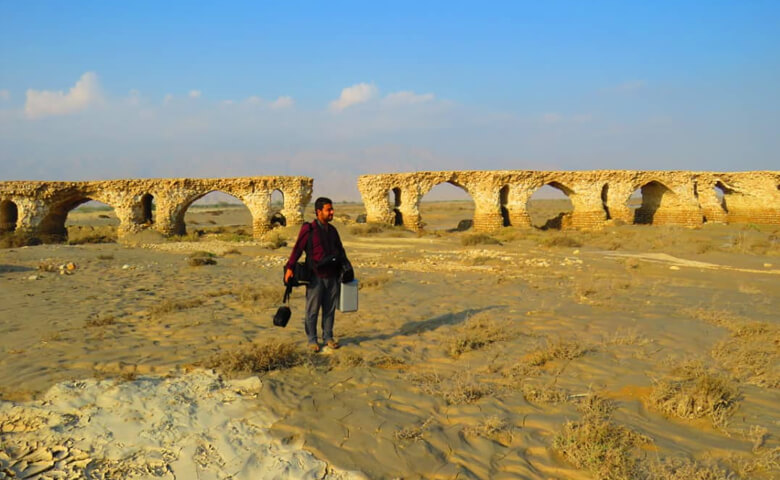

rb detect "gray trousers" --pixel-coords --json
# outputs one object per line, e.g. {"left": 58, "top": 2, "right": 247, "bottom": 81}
{"left": 305, "top": 275, "right": 340, "bottom": 343}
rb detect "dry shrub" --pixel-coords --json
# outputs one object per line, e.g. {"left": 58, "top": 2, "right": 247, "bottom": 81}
{"left": 540, "top": 235, "right": 583, "bottom": 248}
{"left": 370, "top": 354, "right": 406, "bottom": 369}
{"left": 521, "top": 381, "right": 569, "bottom": 405}
{"left": 188, "top": 257, "right": 217, "bottom": 266}
{"left": 553, "top": 395, "right": 649, "bottom": 480}
{"left": 394, "top": 417, "right": 433, "bottom": 442}
{"left": 726, "top": 447, "right": 780, "bottom": 478}
{"left": 188, "top": 251, "right": 217, "bottom": 266}
{"left": 408, "top": 371, "right": 494, "bottom": 405}
{"left": 523, "top": 337, "right": 589, "bottom": 369}
{"left": 238, "top": 285, "right": 281, "bottom": 309}
{"left": 150, "top": 298, "right": 204, "bottom": 318}
{"left": 349, "top": 223, "right": 386, "bottom": 236}
{"left": 446, "top": 314, "right": 512, "bottom": 358}
{"left": 462, "top": 416, "right": 513, "bottom": 444}
{"left": 222, "top": 248, "right": 242, "bottom": 255}
{"left": 359, "top": 274, "right": 391, "bottom": 290}
{"left": 86, "top": 313, "right": 116, "bottom": 327}
{"left": 97, "top": 254, "right": 114, "bottom": 260}
{"left": 332, "top": 350, "right": 365, "bottom": 367}
{"left": 0, "top": 232, "right": 42, "bottom": 248}
{"left": 260, "top": 231, "right": 287, "bottom": 249}
{"left": 167, "top": 231, "right": 202, "bottom": 242}
{"left": 648, "top": 360, "right": 739, "bottom": 429}
{"left": 647, "top": 457, "right": 735, "bottom": 480}
{"left": 206, "top": 341, "right": 303, "bottom": 375}
{"left": 37, "top": 260, "right": 59, "bottom": 272}
{"left": 461, "top": 233, "right": 501, "bottom": 246}
{"left": 711, "top": 322, "right": 780, "bottom": 388}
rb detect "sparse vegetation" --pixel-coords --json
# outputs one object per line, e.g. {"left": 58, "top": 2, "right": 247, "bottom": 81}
{"left": 648, "top": 360, "right": 739, "bottom": 429}
{"left": 349, "top": 223, "right": 387, "bottom": 235}
{"left": 462, "top": 416, "right": 513, "bottom": 444}
{"left": 86, "top": 314, "right": 116, "bottom": 327}
{"left": 394, "top": 417, "right": 433, "bottom": 442}
{"left": 446, "top": 313, "right": 512, "bottom": 358}
{"left": 553, "top": 395, "right": 650, "bottom": 480}
{"left": 206, "top": 341, "right": 303, "bottom": 375}
{"left": 540, "top": 235, "right": 583, "bottom": 248}
{"left": 358, "top": 274, "right": 392, "bottom": 290}
{"left": 460, "top": 233, "right": 501, "bottom": 246}
{"left": 149, "top": 298, "right": 205, "bottom": 318}
{"left": 187, "top": 251, "right": 217, "bottom": 266}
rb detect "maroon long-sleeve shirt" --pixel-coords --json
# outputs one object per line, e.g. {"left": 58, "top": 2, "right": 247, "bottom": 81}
{"left": 285, "top": 220, "right": 346, "bottom": 278}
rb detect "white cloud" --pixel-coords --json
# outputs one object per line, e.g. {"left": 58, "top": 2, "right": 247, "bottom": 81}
{"left": 0, "top": 90, "right": 9, "bottom": 101}
{"left": 270, "top": 96, "right": 294, "bottom": 109}
{"left": 25, "top": 72, "right": 103, "bottom": 119}
{"left": 245, "top": 96, "right": 263, "bottom": 105}
{"left": 329, "top": 83, "right": 377, "bottom": 112}
{"left": 382, "top": 91, "right": 434, "bottom": 106}
{"left": 189, "top": 90, "right": 202, "bottom": 98}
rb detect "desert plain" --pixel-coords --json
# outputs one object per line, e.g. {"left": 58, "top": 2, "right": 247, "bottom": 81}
{"left": 0, "top": 199, "right": 778, "bottom": 479}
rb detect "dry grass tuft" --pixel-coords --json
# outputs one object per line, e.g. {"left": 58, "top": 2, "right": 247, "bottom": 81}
{"left": 370, "top": 354, "right": 406, "bottom": 369}
{"left": 332, "top": 350, "right": 365, "bottom": 367}
{"left": 521, "top": 381, "right": 569, "bottom": 405}
{"left": 711, "top": 321, "right": 779, "bottom": 388}
{"left": 553, "top": 395, "right": 650, "bottom": 480}
{"left": 187, "top": 251, "right": 217, "bottom": 266}
{"left": 408, "top": 370, "right": 495, "bottom": 405}
{"left": 446, "top": 314, "right": 513, "bottom": 358}
{"left": 648, "top": 360, "right": 739, "bottom": 429}
{"left": 540, "top": 235, "right": 583, "bottom": 248}
{"left": 359, "top": 274, "right": 392, "bottom": 290}
{"left": 260, "top": 231, "right": 287, "bottom": 249}
{"left": 86, "top": 313, "right": 116, "bottom": 327}
{"left": 96, "top": 254, "right": 114, "bottom": 260}
{"left": 461, "top": 233, "right": 501, "bottom": 246}
{"left": 349, "top": 223, "right": 386, "bottom": 236}
{"left": 394, "top": 417, "right": 433, "bottom": 442}
{"left": 523, "top": 338, "right": 589, "bottom": 368}
{"left": 646, "top": 457, "right": 735, "bottom": 480}
{"left": 206, "top": 340, "right": 303, "bottom": 375}
{"left": 238, "top": 285, "right": 281, "bottom": 310}
{"left": 150, "top": 298, "right": 205, "bottom": 318}
{"left": 462, "top": 416, "right": 513, "bottom": 444}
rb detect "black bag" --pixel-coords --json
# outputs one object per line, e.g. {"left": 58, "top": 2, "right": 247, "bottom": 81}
{"left": 340, "top": 256, "right": 354, "bottom": 283}
{"left": 273, "top": 284, "right": 293, "bottom": 327}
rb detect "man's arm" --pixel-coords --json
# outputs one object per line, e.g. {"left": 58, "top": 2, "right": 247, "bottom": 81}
{"left": 285, "top": 224, "right": 310, "bottom": 273}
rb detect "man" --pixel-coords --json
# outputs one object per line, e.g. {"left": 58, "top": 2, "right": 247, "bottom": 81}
{"left": 285, "top": 197, "right": 347, "bottom": 352}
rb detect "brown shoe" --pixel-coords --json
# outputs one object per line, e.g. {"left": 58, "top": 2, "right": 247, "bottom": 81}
{"left": 326, "top": 340, "right": 340, "bottom": 349}
{"left": 308, "top": 343, "right": 320, "bottom": 353}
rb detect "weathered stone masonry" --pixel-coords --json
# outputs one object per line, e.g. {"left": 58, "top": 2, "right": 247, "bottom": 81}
{"left": 358, "top": 170, "right": 780, "bottom": 232}
{"left": 0, "top": 176, "right": 312, "bottom": 240}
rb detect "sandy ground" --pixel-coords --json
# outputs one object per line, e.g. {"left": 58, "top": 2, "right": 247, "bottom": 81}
{"left": 0, "top": 201, "right": 778, "bottom": 479}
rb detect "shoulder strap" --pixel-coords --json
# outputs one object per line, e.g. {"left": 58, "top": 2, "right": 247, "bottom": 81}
{"left": 282, "top": 283, "right": 293, "bottom": 304}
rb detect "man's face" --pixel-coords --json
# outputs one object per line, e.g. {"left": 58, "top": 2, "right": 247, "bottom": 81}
{"left": 317, "top": 203, "right": 334, "bottom": 223}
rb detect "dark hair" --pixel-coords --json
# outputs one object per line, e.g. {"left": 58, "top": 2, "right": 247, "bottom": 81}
{"left": 314, "top": 197, "right": 332, "bottom": 212}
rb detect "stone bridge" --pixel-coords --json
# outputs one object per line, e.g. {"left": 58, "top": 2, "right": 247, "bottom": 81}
{"left": 0, "top": 176, "right": 312, "bottom": 240}
{"left": 358, "top": 170, "right": 780, "bottom": 232}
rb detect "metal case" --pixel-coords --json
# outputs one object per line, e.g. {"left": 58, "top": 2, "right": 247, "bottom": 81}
{"left": 338, "top": 279, "right": 358, "bottom": 312}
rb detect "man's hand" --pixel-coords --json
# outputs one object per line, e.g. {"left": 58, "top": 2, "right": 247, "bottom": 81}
{"left": 284, "top": 268, "right": 294, "bottom": 284}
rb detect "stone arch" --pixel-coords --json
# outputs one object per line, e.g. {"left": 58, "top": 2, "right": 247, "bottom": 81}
{"left": 0, "top": 200, "right": 18, "bottom": 233}
{"left": 270, "top": 189, "right": 286, "bottom": 227}
{"left": 628, "top": 180, "right": 674, "bottom": 225}
{"left": 526, "top": 181, "right": 575, "bottom": 230}
{"left": 388, "top": 187, "right": 403, "bottom": 226}
{"left": 418, "top": 180, "right": 474, "bottom": 231}
{"left": 39, "top": 194, "right": 118, "bottom": 242}
{"left": 499, "top": 185, "right": 510, "bottom": 227}
{"left": 173, "top": 190, "right": 252, "bottom": 237}
{"left": 600, "top": 184, "right": 611, "bottom": 220}
{"left": 713, "top": 181, "right": 733, "bottom": 214}
{"left": 141, "top": 193, "right": 155, "bottom": 224}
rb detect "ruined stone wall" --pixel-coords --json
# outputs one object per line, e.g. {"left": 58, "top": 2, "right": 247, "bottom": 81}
{"left": 357, "top": 170, "right": 780, "bottom": 232}
{"left": 0, "top": 176, "right": 313, "bottom": 241}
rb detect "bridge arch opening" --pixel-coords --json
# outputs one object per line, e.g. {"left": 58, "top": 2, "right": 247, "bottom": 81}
{"left": 141, "top": 193, "right": 155, "bottom": 224}
{"left": 270, "top": 189, "right": 286, "bottom": 227}
{"left": 388, "top": 187, "right": 403, "bottom": 226}
{"left": 0, "top": 200, "right": 18, "bottom": 233}
{"left": 601, "top": 184, "right": 611, "bottom": 220}
{"left": 181, "top": 191, "right": 252, "bottom": 239}
{"left": 628, "top": 181, "right": 673, "bottom": 225}
{"left": 526, "top": 183, "right": 574, "bottom": 230}
{"left": 40, "top": 197, "right": 118, "bottom": 244}
{"left": 500, "top": 185, "right": 511, "bottom": 227}
{"left": 713, "top": 181, "right": 733, "bottom": 213}
{"left": 420, "top": 181, "right": 473, "bottom": 231}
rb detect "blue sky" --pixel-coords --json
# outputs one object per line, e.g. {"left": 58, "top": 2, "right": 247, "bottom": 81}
{"left": 1, "top": 1, "right": 778, "bottom": 200}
